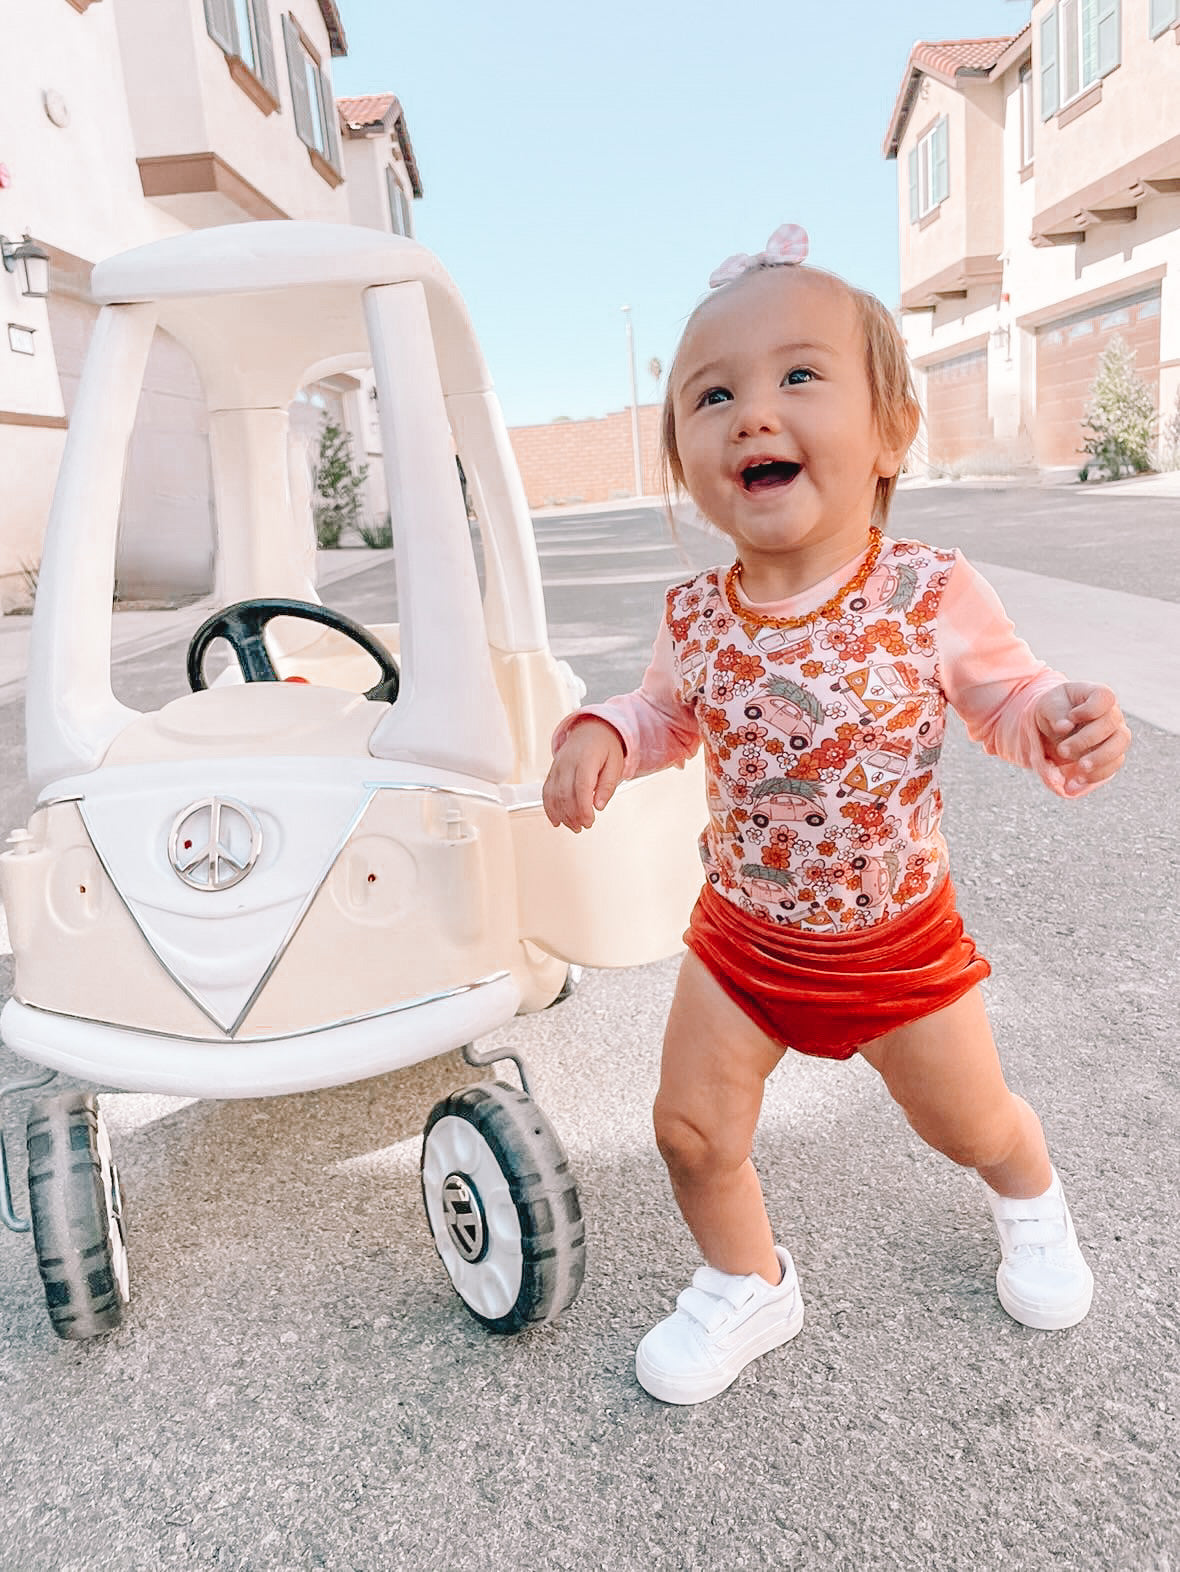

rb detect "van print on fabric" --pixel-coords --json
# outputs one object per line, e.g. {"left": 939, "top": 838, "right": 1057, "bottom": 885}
{"left": 667, "top": 538, "right": 957, "bottom": 932}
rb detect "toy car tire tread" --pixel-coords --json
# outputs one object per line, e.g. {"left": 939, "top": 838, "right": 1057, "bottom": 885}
{"left": 421, "top": 1082, "right": 585, "bottom": 1335}
{"left": 26, "top": 1092, "right": 129, "bottom": 1341}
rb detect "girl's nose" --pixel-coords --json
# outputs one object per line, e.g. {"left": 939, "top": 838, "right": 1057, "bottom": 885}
{"left": 732, "top": 392, "right": 782, "bottom": 439}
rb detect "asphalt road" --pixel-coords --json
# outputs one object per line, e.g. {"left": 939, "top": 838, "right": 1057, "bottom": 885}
{"left": 0, "top": 492, "right": 1177, "bottom": 1571}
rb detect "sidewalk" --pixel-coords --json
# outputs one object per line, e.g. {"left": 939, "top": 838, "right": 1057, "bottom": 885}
{"left": 0, "top": 547, "right": 394, "bottom": 705}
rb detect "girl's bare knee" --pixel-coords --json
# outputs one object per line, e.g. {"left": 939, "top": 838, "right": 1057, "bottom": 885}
{"left": 652, "top": 1099, "right": 745, "bottom": 1182}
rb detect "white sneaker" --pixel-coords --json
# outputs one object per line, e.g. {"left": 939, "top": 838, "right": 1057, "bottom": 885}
{"left": 984, "top": 1169, "right": 1094, "bottom": 1330}
{"left": 635, "top": 1246, "right": 804, "bottom": 1404}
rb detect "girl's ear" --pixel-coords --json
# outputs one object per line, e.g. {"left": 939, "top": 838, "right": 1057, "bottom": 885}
{"left": 878, "top": 403, "right": 920, "bottom": 478}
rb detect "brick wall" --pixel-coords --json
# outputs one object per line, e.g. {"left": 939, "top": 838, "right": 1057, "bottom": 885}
{"left": 507, "top": 404, "right": 665, "bottom": 507}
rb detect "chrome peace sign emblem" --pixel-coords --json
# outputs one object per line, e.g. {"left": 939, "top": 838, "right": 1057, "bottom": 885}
{"left": 168, "top": 797, "right": 263, "bottom": 892}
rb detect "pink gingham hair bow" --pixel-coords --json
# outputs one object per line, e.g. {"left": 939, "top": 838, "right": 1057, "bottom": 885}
{"left": 708, "top": 224, "right": 809, "bottom": 289}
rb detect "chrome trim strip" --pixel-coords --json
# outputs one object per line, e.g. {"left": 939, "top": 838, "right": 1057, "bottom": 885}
{"left": 361, "top": 780, "right": 503, "bottom": 806}
{"left": 33, "top": 793, "right": 85, "bottom": 812}
{"left": 10, "top": 971, "right": 513, "bottom": 1045}
{"left": 224, "top": 787, "right": 379, "bottom": 1036}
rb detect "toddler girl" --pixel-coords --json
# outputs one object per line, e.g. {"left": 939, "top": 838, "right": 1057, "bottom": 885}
{"left": 543, "top": 225, "right": 1131, "bottom": 1405}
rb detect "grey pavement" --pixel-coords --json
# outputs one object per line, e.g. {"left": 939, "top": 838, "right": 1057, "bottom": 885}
{"left": 0, "top": 489, "right": 1177, "bottom": 1571}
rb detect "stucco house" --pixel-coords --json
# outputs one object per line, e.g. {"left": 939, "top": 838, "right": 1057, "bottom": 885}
{"left": 0, "top": 0, "right": 420, "bottom": 606}
{"left": 885, "top": 2, "right": 1180, "bottom": 474}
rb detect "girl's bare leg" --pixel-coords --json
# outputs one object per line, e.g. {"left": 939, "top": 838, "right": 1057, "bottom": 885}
{"left": 653, "top": 952, "right": 787, "bottom": 1285}
{"left": 859, "top": 986, "right": 1052, "bottom": 1198}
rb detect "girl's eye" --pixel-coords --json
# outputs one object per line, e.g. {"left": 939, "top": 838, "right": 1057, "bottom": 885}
{"left": 698, "top": 386, "right": 732, "bottom": 407}
{"left": 784, "top": 368, "right": 816, "bottom": 386}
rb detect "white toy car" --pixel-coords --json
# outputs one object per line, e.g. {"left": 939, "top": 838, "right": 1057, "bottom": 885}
{"left": 0, "top": 222, "right": 704, "bottom": 1341}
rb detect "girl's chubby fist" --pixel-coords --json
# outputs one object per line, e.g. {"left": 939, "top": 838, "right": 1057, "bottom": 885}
{"left": 1034, "top": 681, "right": 1131, "bottom": 795}
{"left": 542, "top": 718, "right": 626, "bottom": 832}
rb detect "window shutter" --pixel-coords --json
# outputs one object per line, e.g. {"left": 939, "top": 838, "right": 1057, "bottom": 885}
{"left": 931, "top": 118, "right": 949, "bottom": 205}
{"left": 319, "top": 68, "right": 343, "bottom": 171}
{"left": 250, "top": 0, "right": 278, "bottom": 97}
{"left": 386, "top": 166, "right": 404, "bottom": 233}
{"left": 1096, "top": 0, "right": 1121, "bottom": 73}
{"left": 1081, "top": 0, "right": 1099, "bottom": 82}
{"left": 1040, "top": 6, "right": 1059, "bottom": 117}
{"left": 907, "top": 147, "right": 919, "bottom": 223}
{"left": 282, "top": 14, "right": 315, "bottom": 146}
{"left": 1149, "top": 0, "right": 1178, "bottom": 36}
{"left": 204, "top": 0, "right": 238, "bottom": 54}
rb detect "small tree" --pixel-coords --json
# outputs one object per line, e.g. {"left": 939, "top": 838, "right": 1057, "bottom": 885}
{"left": 1157, "top": 386, "right": 1180, "bottom": 473}
{"left": 312, "top": 419, "right": 368, "bottom": 547}
{"left": 1079, "top": 335, "right": 1156, "bottom": 481}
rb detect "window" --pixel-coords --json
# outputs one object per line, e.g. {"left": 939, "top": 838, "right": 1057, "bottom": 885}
{"left": 907, "top": 117, "right": 948, "bottom": 223}
{"left": 203, "top": 0, "right": 279, "bottom": 102}
{"left": 386, "top": 168, "right": 411, "bottom": 236}
{"left": 1040, "top": 0, "right": 1120, "bottom": 119}
{"left": 1150, "top": 0, "right": 1179, "bottom": 35}
{"left": 281, "top": 14, "right": 342, "bottom": 175}
{"left": 1019, "top": 64, "right": 1034, "bottom": 166}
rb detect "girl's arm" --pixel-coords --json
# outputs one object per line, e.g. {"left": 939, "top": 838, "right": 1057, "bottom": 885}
{"left": 939, "top": 552, "right": 1130, "bottom": 798}
{"left": 550, "top": 614, "right": 700, "bottom": 779}
{"left": 543, "top": 616, "right": 700, "bottom": 831}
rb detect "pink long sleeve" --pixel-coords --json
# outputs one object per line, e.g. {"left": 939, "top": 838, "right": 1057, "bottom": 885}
{"left": 938, "top": 551, "right": 1082, "bottom": 797}
{"left": 550, "top": 615, "right": 700, "bottom": 780}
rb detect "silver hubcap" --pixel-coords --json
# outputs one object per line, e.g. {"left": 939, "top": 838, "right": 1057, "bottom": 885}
{"left": 441, "top": 1172, "right": 486, "bottom": 1262}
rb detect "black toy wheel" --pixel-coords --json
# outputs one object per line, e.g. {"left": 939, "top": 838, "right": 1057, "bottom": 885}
{"left": 26, "top": 1092, "right": 129, "bottom": 1340}
{"left": 421, "top": 1082, "right": 584, "bottom": 1334}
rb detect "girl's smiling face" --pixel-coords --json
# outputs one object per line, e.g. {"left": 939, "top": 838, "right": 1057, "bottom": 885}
{"left": 670, "top": 268, "right": 908, "bottom": 597}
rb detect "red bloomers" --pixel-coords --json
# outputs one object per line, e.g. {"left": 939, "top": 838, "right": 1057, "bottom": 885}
{"left": 684, "top": 875, "right": 991, "bottom": 1061}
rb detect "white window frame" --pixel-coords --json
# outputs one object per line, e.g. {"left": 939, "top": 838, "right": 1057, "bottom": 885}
{"left": 1041, "top": 0, "right": 1120, "bottom": 118}
{"left": 909, "top": 117, "right": 948, "bottom": 222}
{"left": 1019, "top": 63, "right": 1034, "bottom": 166}
{"left": 281, "top": 12, "right": 342, "bottom": 172}
{"left": 386, "top": 168, "right": 411, "bottom": 236}
{"left": 1150, "top": 0, "right": 1179, "bottom": 36}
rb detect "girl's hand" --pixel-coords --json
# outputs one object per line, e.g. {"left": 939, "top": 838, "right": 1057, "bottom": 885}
{"left": 1034, "top": 682, "right": 1131, "bottom": 795}
{"left": 543, "top": 719, "right": 626, "bottom": 831}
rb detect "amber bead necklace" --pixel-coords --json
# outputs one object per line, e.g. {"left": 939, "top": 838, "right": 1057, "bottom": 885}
{"left": 723, "top": 525, "right": 884, "bottom": 631}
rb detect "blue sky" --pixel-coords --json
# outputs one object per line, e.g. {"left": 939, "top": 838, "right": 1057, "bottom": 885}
{"left": 333, "top": 1, "right": 1031, "bottom": 428}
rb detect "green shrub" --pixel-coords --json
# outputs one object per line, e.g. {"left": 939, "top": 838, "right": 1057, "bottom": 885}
{"left": 357, "top": 515, "right": 393, "bottom": 549}
{"left": 1079, "top": 335, "right": 1156, "bottom": 480}
{"left": 312, "top": 419, "right": 368, "bottom": 547}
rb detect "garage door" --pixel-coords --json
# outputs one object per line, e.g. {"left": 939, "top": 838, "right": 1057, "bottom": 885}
{"left": 924, "top": 347, "right": 990, "bottom": 467}
{"left": 1035, "top": 289, "right": 1161, "bottom": 469}
{"left": 47, "top": 296, "right": 215, "bottom": 600}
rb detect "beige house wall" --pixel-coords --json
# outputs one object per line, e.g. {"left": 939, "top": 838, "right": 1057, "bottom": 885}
{"left": 117, "top": 0, "right": 349, "bottom": 226}
{"left": 1030, "top": 0, "right": 1180, "bottom": 220}
{"left": 341, "top": 136, "right": 414, "bottom": 236}
{"left": 897, "top": 78, "right": 1004, "bottom": 303}
{"left": 894, "top": 16, "right": 1180, "bottom": 474}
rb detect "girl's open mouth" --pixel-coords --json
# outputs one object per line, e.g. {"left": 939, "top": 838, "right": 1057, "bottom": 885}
{"left": 740, "top": 460, "right": 802, "bottom": 493}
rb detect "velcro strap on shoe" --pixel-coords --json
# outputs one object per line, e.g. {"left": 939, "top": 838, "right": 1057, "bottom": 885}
{"left": 1004, "top": 1218, "right": 1066, "bottom": 1249}
{"left": 694, "top": 1265, "right": 759, "bottom": 1311}
{"left": 675, "top": 1285, "right": 735, "bottom": 1333}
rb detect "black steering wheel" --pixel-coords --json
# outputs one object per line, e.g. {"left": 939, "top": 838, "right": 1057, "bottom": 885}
{"left": 186, "top": 598, "right": 400, "bottom": 704}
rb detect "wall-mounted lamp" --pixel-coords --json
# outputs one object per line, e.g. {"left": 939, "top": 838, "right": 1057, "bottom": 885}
{"left": 989, "top": 322, "right": 1011, "bottom": 360}
{"left": 1, "top": 233, "right": 51, "bottom": 299}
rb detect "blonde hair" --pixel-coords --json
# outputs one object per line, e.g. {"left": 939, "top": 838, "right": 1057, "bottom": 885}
{"left": 660, "top": 265, "right": 920, "bottom": 527}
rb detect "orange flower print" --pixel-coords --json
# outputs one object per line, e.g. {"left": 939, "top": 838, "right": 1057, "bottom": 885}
{"left": 825, "top": 896, "right": 842, "bottom": 912}
{"left": 715, "top": 645, "right": 766, "bottom": 686}
{"left": 899, "top": 771, "right": 932, "bottom": 806}
{"left": 817, "top": 840, "right": 837, "bottom": 856}
{"left": 905, "top": 594, "right": 938, "bottom": 628}
{"left": 669, "top": 614, "right": 693, "bottom": 642}
{"left": 864, "top": 619, "right": 907, "bottom": 656}
{"left": 703, "top": 706, "right": 729, "bottom": 735}
{"left": 836, "top": 722, "right": 860, "bottom": 743}
{"left": 768, "top": 825, "right": 797, "bottom": 851}
{"left": 765, "top": 737, "right": 785, "bottom": 755}
{"left": 712, "top": 671, "right": 738, "bottom": 704}
{"left": 797, "top": 888, "right": 816, "bottom": 903}
{"left": 801, "top": 659, "right": 825, "bottom": 678}
{"left": 736, "top": 721, "right": 769, "bottom": 746}
{"left": 886, "top": 700, "right": 925, "bottom": 733}
{"left": 737, "top": 753, "right": 768, "bottom": 783}
{"left": 761, "top": 845, "right": 791, "bottom": 871}
{"left": 909, "top": 627, "right": 934, "bottom": 657}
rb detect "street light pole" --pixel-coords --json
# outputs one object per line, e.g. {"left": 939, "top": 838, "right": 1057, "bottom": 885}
{"left": 621, "top": 305, "right": 643, "bottom": 497}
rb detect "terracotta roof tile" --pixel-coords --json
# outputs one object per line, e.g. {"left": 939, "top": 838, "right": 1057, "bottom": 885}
{"left": 883, "top": 34, "right": 1020, "bottom": 158}
{"left": 338, "top": 93, "right": 397, "bottom": 127}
